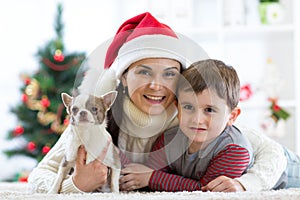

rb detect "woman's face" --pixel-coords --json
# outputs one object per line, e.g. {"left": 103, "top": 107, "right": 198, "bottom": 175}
{"left": 122, "top": 58, "right": 181, "bottom": 115}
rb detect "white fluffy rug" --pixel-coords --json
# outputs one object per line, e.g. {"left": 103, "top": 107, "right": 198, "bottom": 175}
{"left": 1, "top": 182, "right": 300, "bottom": 200}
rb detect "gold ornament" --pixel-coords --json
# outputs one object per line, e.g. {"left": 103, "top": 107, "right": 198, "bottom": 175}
{"left": 22, "top": 78, "right": 68, "bottom": 134}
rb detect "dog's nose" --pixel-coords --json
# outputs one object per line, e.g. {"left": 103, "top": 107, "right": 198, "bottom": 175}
{"left": 79, "top": 111, "right": 87, "bottom": 117}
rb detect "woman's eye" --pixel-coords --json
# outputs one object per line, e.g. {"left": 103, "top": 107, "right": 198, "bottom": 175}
{"left": 138, "top": 69, "right": 151, "bottom": 76}
{"left": 163, "top": 71, "right": 177, "bottom": 78}
{"left": 91, "top": 107, "right": 98, "bottom": 114}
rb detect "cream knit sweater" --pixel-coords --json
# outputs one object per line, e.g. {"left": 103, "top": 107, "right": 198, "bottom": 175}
{"left": 28, "top": 100, "right": 287, "bottom": 193}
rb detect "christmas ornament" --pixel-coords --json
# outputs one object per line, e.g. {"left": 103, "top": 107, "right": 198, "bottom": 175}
{"left": 260, "top": 97, "right": 290, "bottom": 138}
{"left": 42, "top": 57, "right": 82, "bottom": 71}
{"left": 240, "top": 83, "right": 253, "bottom": 102}
{"left": 42, "top": 145, "right": 51, "bottom": 155}
{"left": 268, "top": 98, "right": 290, "bottom": 122}
{"left": 40, "top": 96, "right": 51, "bottom": 108}
{"left": 21, "top": 94, "right": 28, "bottom": 103}
{"left": 13, "top": 125, "right": 24, "bottom": 136}
{"left": 53, "top": 49, "right": 65, "bottom": 62}
{"left": 15, "top": 171, "right": 30, "bottom": 182}
{"left": 27, "top": 141, "right": 37, "bottom": 152}
{"left": 22, "top": 78, "right": 68, "bottom": 134}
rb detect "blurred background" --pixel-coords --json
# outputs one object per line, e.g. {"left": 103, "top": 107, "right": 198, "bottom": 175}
{"left": 0, "top": 0, "right": 299, "bottom": 182}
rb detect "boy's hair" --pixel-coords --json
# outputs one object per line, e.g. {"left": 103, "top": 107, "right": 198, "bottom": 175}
{"left": 177, "top": 59, "right": 240, "bottom": 110}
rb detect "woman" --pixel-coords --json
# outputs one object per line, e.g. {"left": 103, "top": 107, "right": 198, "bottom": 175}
{"left": 28, "top": 12, "right": 286, "bottom": 193}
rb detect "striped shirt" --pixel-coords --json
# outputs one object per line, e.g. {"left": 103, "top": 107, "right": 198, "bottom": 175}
{"left": 146, "top": 126, "right": 253, "bottom": 192}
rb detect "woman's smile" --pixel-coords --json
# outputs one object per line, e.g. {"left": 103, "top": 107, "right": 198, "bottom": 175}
{"left": 144, "top": 94, "right": 165, "bottom": 104}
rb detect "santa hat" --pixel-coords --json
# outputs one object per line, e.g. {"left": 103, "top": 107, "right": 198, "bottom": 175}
{"left": 79, "top": 12, "right": 208, "bottom": 96}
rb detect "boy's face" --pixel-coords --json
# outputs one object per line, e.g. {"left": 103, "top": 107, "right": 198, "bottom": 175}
{"left": 177, "top": 88, "right": 239, "bottom": 151}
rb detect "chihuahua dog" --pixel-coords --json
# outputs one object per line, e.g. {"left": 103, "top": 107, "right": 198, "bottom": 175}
{"left": 48, "top": 91, "right": 121, "bottom": 193}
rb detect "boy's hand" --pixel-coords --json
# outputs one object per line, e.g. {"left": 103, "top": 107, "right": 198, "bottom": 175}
{"left": 201, "top": 175, "right": 245, "bottom": 192}
{"left": 119, "top": 163, "right": 153, "bottom": 191}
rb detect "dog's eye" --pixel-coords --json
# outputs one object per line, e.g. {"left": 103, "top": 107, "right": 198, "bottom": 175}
{"left": 72, "top": 107, "right": 79, "bottom": 114}
{"left": 91, "top": 107, "right": 98, "bottom": 114}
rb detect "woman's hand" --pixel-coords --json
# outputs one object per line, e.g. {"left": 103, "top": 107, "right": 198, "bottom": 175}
{"left": 72, "top": 145, "right": 108, "bottom": 192}
{"left": 201, "top": 175, "right": 246, "bottom": 192}
{"left": 119, "top": 163, "right": 153, "bottom": 191}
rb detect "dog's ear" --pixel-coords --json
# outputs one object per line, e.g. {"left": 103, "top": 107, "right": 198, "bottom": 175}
{"left": 102, "top": 91, "right": 118, "bottom": 109}
{"left": 61, "top": 93, "right": 73, "bottom": 109}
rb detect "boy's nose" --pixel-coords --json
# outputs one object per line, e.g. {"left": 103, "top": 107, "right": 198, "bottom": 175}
{"left": 192, "top": 111, "right": 205, "bottom": 124}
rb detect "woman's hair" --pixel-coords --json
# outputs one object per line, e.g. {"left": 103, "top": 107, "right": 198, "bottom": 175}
{"left": 177, "top": 59, "right": 240, "bottom": 110}
{"left": 106, "top": 83, "right": 125, "bottom": 146}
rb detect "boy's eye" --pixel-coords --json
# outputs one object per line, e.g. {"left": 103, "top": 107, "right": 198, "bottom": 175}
{"left": 91, "top": 107, "right": 98, "bottom": 114}
{"left": 183, "top": 104, "right": 194, "bottom": 111}
{"left": 205, "top": 107, "right": 215, "bottom": 113}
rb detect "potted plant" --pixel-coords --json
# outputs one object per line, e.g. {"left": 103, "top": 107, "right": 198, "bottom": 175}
{"left": 259, "top": 0, "right": 283, "bottom": 24}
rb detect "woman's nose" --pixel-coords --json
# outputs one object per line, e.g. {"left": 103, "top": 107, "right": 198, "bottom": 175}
{"left": 149, "top": 78, "right": 162, "bottom": 90}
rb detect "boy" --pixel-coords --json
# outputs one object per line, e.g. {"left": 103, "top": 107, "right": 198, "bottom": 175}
{"left": 120, "top": 59, "right": 254, "bottom": 191}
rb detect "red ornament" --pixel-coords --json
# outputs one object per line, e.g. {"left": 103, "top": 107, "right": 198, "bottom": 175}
{"left": 27, "top": 141, "right": 36, "bottom": 152}
{"left": 240, "top": 83, "right": 253, "bottom": 102}
{"left": 24, "top": 78, "right": 31, "bottom": 85}
{"left": 18, "top": 177, "right": 28, "bottom": 182}
{"left": 63, "top": 118, "right": 69, "bottom": 126}
{"left": 41, "top": 97, "right": 50, "bottom": 108}
{"left": 273, "top": 104, "right": 281, "bottom": 112}
{"left": 42, "top": 145, "right": 51, "bottom": 155}
{"left": 22, "top": 94, "right": 28, "bottom": 103}
{"left": 13, "top": 125, "right": 24, "bottom": 136}
{"left": 53, "top": 49, "right": 64, "bottom": 62}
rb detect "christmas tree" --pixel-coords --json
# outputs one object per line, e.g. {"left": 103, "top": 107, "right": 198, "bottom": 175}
{"left": 5, "top": 3, "right": 85, "bottom": 165}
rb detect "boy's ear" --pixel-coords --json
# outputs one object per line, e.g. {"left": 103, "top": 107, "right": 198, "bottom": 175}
{"left": 227, "top": 107, "right": 241, "bottom": 126}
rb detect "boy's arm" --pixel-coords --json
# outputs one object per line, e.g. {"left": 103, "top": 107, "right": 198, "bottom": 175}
{"left": 149, "top": 144, "right": 250, "bottom": 192}
{"left": 149, "top": 170, "right": 201, "bottom": 191}
{"left": 146, "top": 133, "right": 201, "bottom": 191}
{"left": 200, "top": 144, "right": 250, "bottom": 186}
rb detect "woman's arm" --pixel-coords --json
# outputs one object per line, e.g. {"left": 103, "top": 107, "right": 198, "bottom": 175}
{"left": 229, "top": 125, "right": 287, "bottom": 191}
{"left": 28, "top": 130, "right": 80, "bottom": 193}
{"left": 28, "top": 128, "right": 108, "bottom": 193}
{"left": 195, "top": 126, "right": 288, "bottom": 192}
